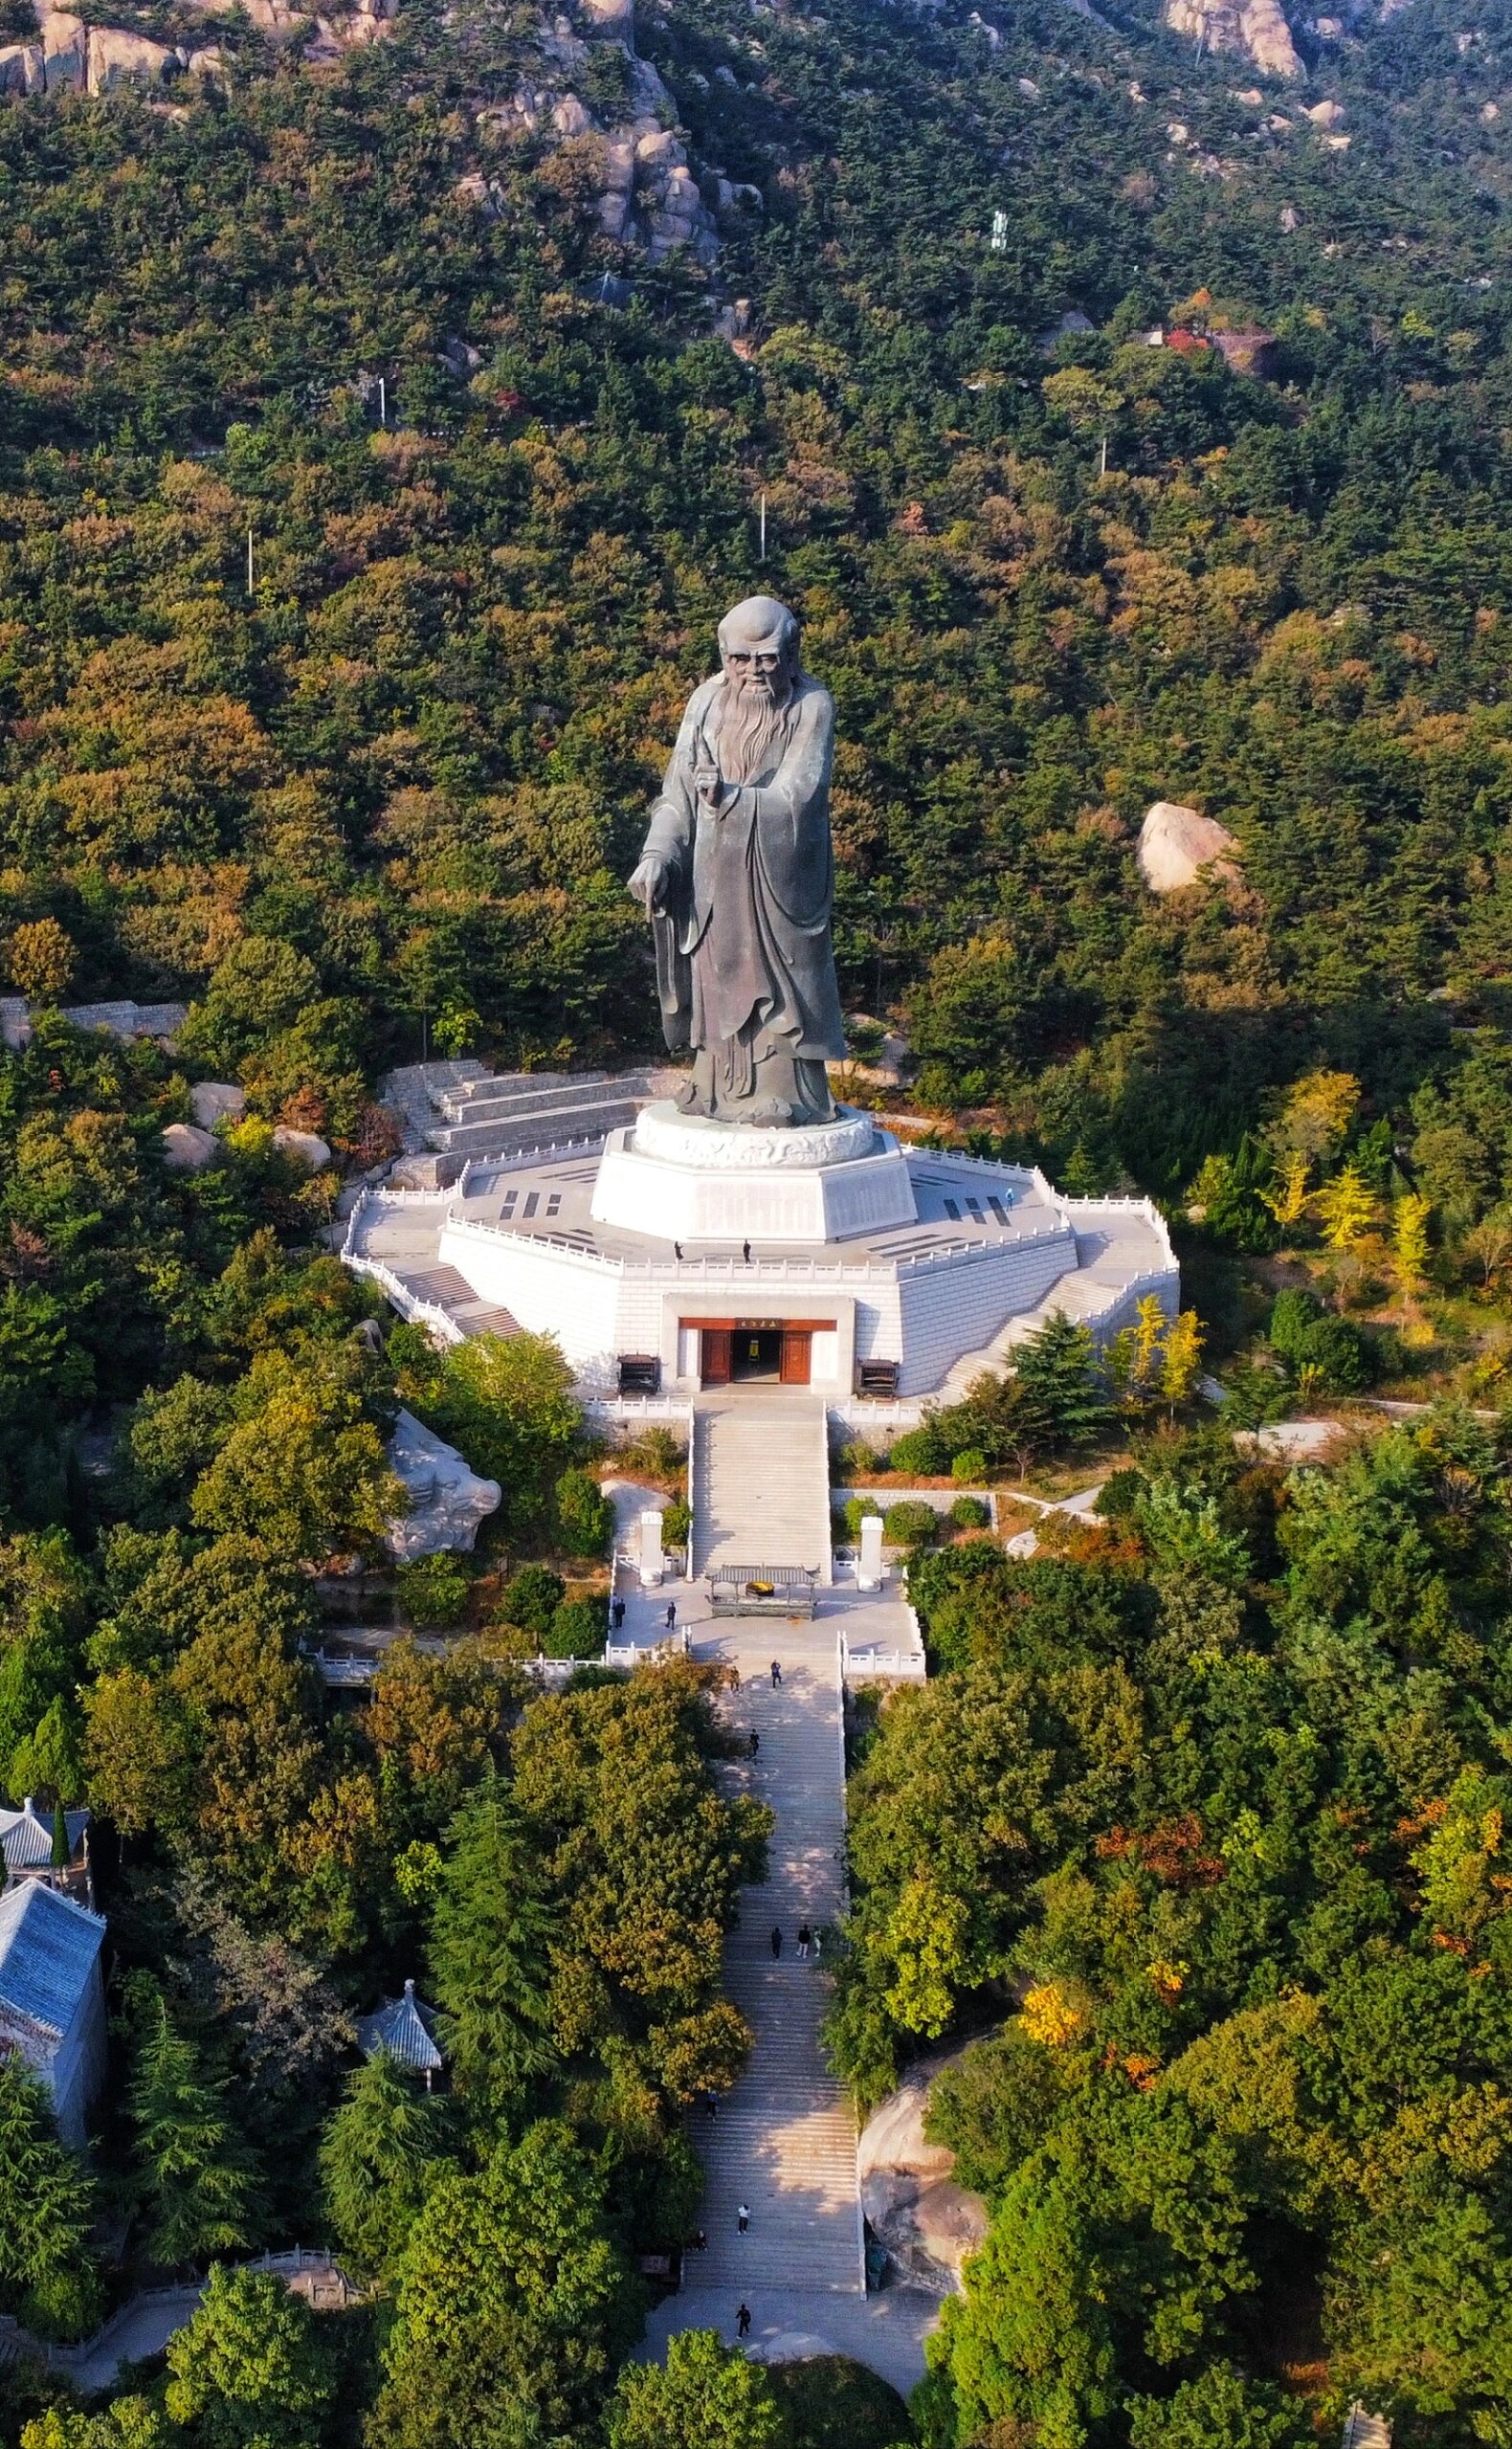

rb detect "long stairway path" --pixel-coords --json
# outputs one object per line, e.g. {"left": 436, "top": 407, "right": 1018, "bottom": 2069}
{"left": 696, "top": 1620, "right": 862, "bottom": 2296}
{"left": 693, "top": 1396, "right": 832, "bottom": 1582}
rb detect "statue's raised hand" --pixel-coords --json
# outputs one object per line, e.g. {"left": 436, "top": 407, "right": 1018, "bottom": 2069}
{"left": 628, "top": 854, "right": 676, "bottom": 914}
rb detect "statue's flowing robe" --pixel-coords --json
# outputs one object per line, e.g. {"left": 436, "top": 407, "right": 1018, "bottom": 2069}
{"left": 639, "top": 672, "right": 847, "bottom": 1066}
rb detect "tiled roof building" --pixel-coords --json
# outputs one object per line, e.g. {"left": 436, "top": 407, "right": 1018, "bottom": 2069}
{"left": 0, "top": 1881, "right": 107, "bottom": 2145}
{"left": 356, "top": 1979, "right": 443, "bottom": 2086}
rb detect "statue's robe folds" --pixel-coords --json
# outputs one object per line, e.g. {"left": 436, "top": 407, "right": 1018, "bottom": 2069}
{"left": 639, "top": 673, "right": 847, "bottom": 1117}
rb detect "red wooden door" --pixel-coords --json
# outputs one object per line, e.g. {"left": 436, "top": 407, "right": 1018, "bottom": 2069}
{"left": 701, "top": 1326, "right": 732, "bottom": 1387}
{"left": 779, "top": 1328, "right": 812, "bottom": 1386}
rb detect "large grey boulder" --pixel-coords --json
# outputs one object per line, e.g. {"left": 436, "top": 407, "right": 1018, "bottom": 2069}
{"left": 386, "top": 1410, "right": 500, "bottom": 1561}
{"left": 858, "top": 2052, "right": 989, "bottom": 2294}
{"left": 273, "top": 1124, "right": 333, "bottom": 1169}
{"left": 1137, "top": 799, "right": 1240, "bottom": 894}
{"left": 162, "top": 1123, "right": 219, "bottom": 1172}
{"left": 190, "top": 1080, "right": 246, "bottom": 1128}
{"left": 85, "top": 25, "right": 179, "bottom": 89}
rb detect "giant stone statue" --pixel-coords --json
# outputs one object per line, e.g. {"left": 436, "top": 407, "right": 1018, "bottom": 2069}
{"left": 628, "top": 594, "right": 847, "bottom": 1127}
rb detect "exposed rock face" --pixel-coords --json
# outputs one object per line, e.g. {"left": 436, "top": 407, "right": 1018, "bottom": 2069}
{"left": 272, "top": 1124, "right": 334, "bottom": 1169}
{"left": 87, "top": 25, "right": 179, "bottom": 89}
{"left": 1137, "top": 799, "right": 1241, "bottom": 893}
{"left": 1163, "top": 0, "right": 1301, "bottom": 78}
{"left": 858, "top": 2053, "right": 989, "bottom": 2294}
{"left": 189, "top": 1080, "right": 247, "bottom": 1128}
{"left": 386, "top": 1409, "right": 500, "bottom": 1560}
{"left": 162, "top": 1123, "right": 220, "bottom": 1171}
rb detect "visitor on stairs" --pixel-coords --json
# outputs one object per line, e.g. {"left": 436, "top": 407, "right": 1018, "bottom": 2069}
{"left": 797, "top": 1923, "right": 812, "bottom": 1960}
{"left": 749, "top": 1727, "right": 760, "bottom": 1756}
{"left": 770, "top": 1659, "right": 782, "bottom": 1686}
{"left": 737, "top": 2303, "right": 751, "bottom": 2337}
{"left": 770, "top": 1926, "right": 782, "bottom": 1958}
{"left": 738, "top": 2204, "right": 750, "bottom": 2235}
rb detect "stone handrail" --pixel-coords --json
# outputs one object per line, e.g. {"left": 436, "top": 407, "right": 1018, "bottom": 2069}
{"left": 345, "top": 1253, "right": 466, "bottom": 1346}
{"left": 440, "top": 1209, "right": 1075, "bottom": 1282}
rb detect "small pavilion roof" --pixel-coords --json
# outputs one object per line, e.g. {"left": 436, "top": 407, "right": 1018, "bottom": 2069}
{"left": 0, "top": 1881, "right": 104, "bottom": 2040}
{"left": 0, "top": 1798, "right": 90, "bottom": 1875}
{"left": 356, "top": 1979, "right": 443, "bottom": 2074}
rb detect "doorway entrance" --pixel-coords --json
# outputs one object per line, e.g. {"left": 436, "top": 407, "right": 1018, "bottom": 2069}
{"left": 693, "top": 1321, "right": 832, "bottom": 1390}
{"left": 732, "top": 1326, "right": 783, "bottom": 1383}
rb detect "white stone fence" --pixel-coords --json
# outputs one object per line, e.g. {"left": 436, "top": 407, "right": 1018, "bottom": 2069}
{"left": 838, "top": 1616, "right": 926, "bottom": 1683}
{"left": 440, "top": 1205, "right": 1074, "bottom": 1282}
{"left": 343, "top": 1250, "right": 466, "bottom": 1346}
{"left": 306, "top": 1630, "right": 690, "bottom": 1690}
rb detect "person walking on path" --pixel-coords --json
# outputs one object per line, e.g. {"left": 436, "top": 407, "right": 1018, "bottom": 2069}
{"left": 665, "top": 1599, "right": 677, "bottom": 1631}
{"left": 749, "top": 1727, "right": 760, "bottom": 1756}
{"left": 738, "top": 2204, "right": 750, "bottom": 2235}
{"left": 737, "top": 2302, "right": 751, "bottom": 2338}
{"left": 770, "top": 1659, "right": 782, "bottom": 1687}
{"left": 812, "top": 1926, "right": 823, "bottom": 1961}
{"left": 769, "top": 1926, "right": 782, "bottom": 1959}
{"left": 611, "top": 1597, "right": 625, "bottom": 1632}
{"left": 743, "top": 1239, "right": 751, "bottom": 1263}
{"left": 797, "top": 1923, "right": 812, "bottom": 1960}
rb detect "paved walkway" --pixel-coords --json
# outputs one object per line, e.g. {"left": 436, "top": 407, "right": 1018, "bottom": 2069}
{"left": 640, "top": 1612, "right": 940, "bottom": 2398}
{"left": 694, "top": 1620, "right": 860, "bottom": 2294}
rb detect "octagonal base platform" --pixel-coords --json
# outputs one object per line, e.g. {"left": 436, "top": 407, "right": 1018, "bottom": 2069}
{"left": 589, "top": 1102, "right": 919, "bottom": 1244}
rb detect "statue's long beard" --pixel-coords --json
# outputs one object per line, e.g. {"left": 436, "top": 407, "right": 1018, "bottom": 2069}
{"left": 716, "top": 678, "right": 792, "bottom": 784}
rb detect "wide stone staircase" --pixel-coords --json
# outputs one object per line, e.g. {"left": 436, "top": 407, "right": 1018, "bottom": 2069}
{"left": 695, "top": 1625, "right": 862, "bottom": 2297}
{"left": 692, "top": 1399, "right": 832, "bottom": 1583}
{"left": 425, "top": 1070, "right": 655, "bottom": 1158}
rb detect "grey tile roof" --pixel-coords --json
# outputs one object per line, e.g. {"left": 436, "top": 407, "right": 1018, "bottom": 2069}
{"left": 0, "top": 1800, "right": 90, "bottom": 1874}
{"left": 356, "top": 1979, "right": 442, "bottom": 2073}
{"left": 0, "top": 1881, "right": 104, "bottom": 2038}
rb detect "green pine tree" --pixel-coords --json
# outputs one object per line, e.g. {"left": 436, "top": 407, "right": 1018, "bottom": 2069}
{"left": 125, "top": 1979, "right": 256, "bottom": 2270}
{"left": 0, "top": 2055, "right": 100, "bottom": 2339}
{"left": 428, "top": 1777, "right": 559, "bottom": 2111}
{"left": 49, "top": 1800, "right": 69, "bottom": 1869}
{"left": 1008, "top": 1313, "right": 1114, "bottom": 1457}
{"left": 318, "top": 2052, "right": 454, "bottom": 2281}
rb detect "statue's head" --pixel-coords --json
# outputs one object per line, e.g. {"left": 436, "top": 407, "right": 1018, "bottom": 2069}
{"left": 718, "top": 594, "right": 801, "bottom": 705}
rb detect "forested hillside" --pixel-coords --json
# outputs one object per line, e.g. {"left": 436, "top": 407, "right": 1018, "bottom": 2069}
{"left": 6, "top": 0, "right": 1512, "bottom": 2443}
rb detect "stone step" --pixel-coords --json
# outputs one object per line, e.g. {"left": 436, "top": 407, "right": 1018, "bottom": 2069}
{"left": 428, "top": 1096, "right": 644, "bottom": 1156}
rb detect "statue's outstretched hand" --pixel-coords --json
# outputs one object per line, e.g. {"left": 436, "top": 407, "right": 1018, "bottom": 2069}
{"left": 628, "top": 854, "right": 675, "bottom": 914}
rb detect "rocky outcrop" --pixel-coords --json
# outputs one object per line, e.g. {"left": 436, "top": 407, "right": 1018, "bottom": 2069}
{"left": 189, "top": 1081, "right": 247, "bottom": 1129}
{"left": 385, "top": 1410, "right": 500, "bottom": 1560}
{"left": 858, "top": 2052, "right": 989, "bottom": 2294}
{"left": 0, "top": 0, "right": 394, "bottom": 100}
{"left": 1163, "top": 0, "right": 1301, "bottom": 78}
{"left": 1137, "top": 799, "right": 1241, "bottom": 893}
{"left": 162, "top": 1123, "right": 220, "bottom": 1171}
{"left": 463, "top": 26, "right": 723, "bottom": 268}
{"left": 272, "top": 1124, "right": 333, "bottom": 1169}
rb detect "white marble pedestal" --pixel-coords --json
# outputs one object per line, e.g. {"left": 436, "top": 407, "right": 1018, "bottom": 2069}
{"left": 589, "top": 1102, "right": 919, "bottom": 1245}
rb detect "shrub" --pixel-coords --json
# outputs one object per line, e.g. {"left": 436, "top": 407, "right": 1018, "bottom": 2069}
{"left": 662, "top": 1496, "right": 693, "bottom": 1550}
{"left": 1298, "top": 1314, "right": 1372, "bottom": 1391}
{"left": 1268, "top": 1289, "right": 1372, "bottom": 1391}
{"left": 394, "top": 1553, "right": 471, "bottom": 1630}
{"left": 545, "top": 1598, "right": 605, "bottom": 1659}
{"left": 616, "top": 1424, "right": 685, "bottom": 1483}
{"left": 835, "top": 1439, "right": 878, "bottom": 1480}
{"left": 555, "top": 1467, "right": 615, "bottom": 1559}
{"left": 499, "top": 1564, "right": 564, "bottom": 1639}
{"left": 883, "top": 1500, "right": 939, "bottom": 1547}
{"left": 950, "top": 1447, "right": 987, "bottom": 1483}
{"left": 1097, "top": 1466, "right": 1146, "bottom": 1523}
{"left": 1268, "top": 1287, "right": 1323, "bottom": 1361}
{"left": 888, "top": 1427, "right": 943, "bottom": 1476}
{"left": 949, "top": 1495, "right": 989, "bottom": 1530}
{"left": 844, "top": 1496, "right": 882, "bottom": 1539}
